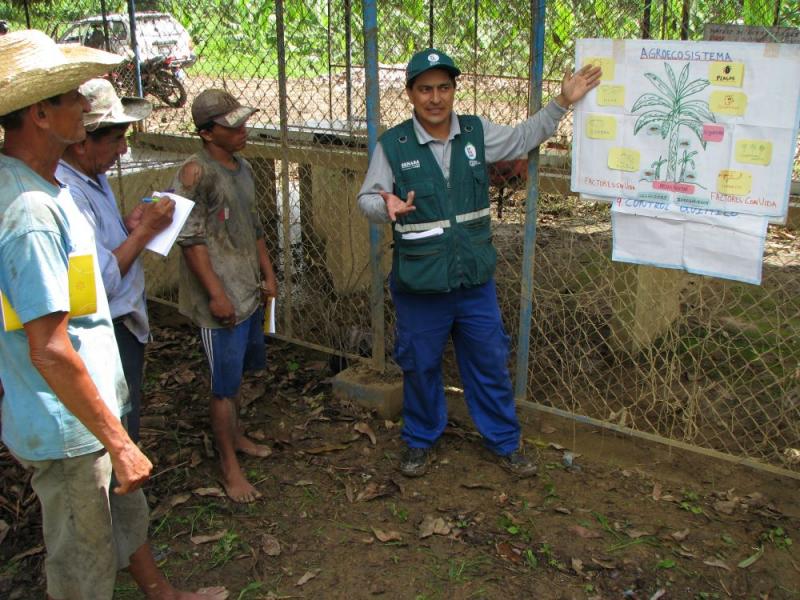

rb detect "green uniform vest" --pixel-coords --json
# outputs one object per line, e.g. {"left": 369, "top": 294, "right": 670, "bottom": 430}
{"left": 381, "top": 115, "right": 495, "bottom": 294}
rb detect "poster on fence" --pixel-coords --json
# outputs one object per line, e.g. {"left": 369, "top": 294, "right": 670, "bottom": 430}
{"left": 570, "top": 38, "right": 800, "bottom": 219}
{"left": 610, "top": 199, "right": 769, "bottom": 285}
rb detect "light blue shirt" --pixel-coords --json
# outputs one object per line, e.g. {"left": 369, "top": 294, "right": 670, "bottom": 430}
{"left": 56, "top": 160, "right": 149, "bottom": 344}
{"left": 0, "top": 154, "right": 128, "bottom": 461}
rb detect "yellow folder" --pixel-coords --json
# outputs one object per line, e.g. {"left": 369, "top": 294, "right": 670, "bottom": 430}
{"left": 0, "top": 254, "right": 97, "bottom": 332}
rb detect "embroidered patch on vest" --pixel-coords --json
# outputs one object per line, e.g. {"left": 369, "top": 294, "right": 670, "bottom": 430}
{"left": 464, "top": 142, "right": 477, "bottom": 160}
{"left": 401, "top": 159, "right": 421, "bottom": 171}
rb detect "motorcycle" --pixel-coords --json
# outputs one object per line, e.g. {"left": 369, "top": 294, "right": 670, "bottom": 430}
{"left": 109, "top": 55, "right": 188, "bottom": 108}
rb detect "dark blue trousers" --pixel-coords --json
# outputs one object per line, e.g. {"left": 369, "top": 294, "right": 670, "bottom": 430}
{"left": 113, "top": 322, "right": 145, "bottom": 443}
{"left": 391, "top": 278, "right": 520, "bottom": 456}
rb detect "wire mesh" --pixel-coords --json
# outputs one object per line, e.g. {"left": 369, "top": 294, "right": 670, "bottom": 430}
{"left": 1, "top": 0, "right": 798, "bottom": 473}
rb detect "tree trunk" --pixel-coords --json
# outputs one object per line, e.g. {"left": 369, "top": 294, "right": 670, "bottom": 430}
{"left": 667, "top": 127, "right": 680, "bottom": 182}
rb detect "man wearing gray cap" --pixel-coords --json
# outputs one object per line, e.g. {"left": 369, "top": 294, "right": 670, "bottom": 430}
{"left": 0, "top": 33, "right": 226, "bottom": 600}
{"left": 174, "top": 89, "right": 277, "bottom": 503}
{"left": 358, "top": 49, "right": 601, "bottom": 478}
{"left": 58, "top": 78, "right": 175, "bottom": 444}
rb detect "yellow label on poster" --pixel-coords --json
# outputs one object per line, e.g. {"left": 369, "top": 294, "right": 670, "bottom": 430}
{"left": 583, "top": 57, "right": 615, "bottom": 80}
{"left": 597, "top": 85, "right": 625, "bottom": 107}
{"left": 708, "top": 61, "right": 745, "bottom": 87}
{"left": 710, "top": 91, "right": 748, "bottom": 116}
{"left": 608, "top": 147, "right": 640, "bottom": 172}
{"left": 0, "top": 254, "right": 96, "bottom": 332}
{"left": 717, "top": 170, "right": 752, "bottom": 196}
{"left": 586, "top": 115, "right": 617, "bottom": 139}
{"left": 735, "top": 139, "right": 772, "bottom": 166}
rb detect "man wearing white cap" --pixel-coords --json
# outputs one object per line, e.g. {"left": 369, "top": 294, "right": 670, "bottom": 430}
{"left": 173, "top": 89, "right": 277, "bottom": 503}
{"left": 58, "top": 78, "right": 175, "bottom": 444}
{"left": 0, "top": 31, "right": 226, "bottom": 600}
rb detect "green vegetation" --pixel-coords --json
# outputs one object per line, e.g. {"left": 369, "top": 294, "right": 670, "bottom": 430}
{"left": 3, "top": 0, "right": 798, "bottom": 83}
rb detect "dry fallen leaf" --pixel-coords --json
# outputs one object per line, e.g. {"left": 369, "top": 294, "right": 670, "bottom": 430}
{"left": 540, "top": 425, "right": 556, "bottom": 434}
{"left": 591, "top": 556, "right": 617, "bottom": 569}
{"left": 10, "top": 545, "right": 45, "bottom": 563}
{"left": 372, "top": 527, "right": 402, "bottom": 542}
{"left": 356, "top": 480, "right": 399, "bottom": 503}
{"left": 419, "top": 515, "right": 451, "bottom": 538}
{"left": 193, "top": 487, "right": 226, "bottom": 498}
{"left": 0, "top": 519, "right": 9, "bottom": 546}
{"left": 150, "top": 492, "right": 192, "bottom": 521}
{"left": 196, "top": 587, "right": 229, "bottom": 600}
{"left": 569, "top": 525, "right": 602, "bottom": 539}
{"left": 344, "top": 482, "right": 355, "bottom": 504}
{"left": 703, "top": 557, "right": 731, "bottom": 571}
{"left": 354, "top": 422, "right": 377, "bottom": 445}
{"left": 202, "top": 431, "right": 214, "bottom": 458}
{"left": 651, "top": 482, "right": 662, "bottom": 501}
{"left": 460, "top": 482, "right": 495, "bottom": 490}
{"left": 190, "top": 448, "right": 203, "bottom": 468}
{"left": 304, "top": 443, "right": 350, "bottom": 455}
{"left": 495, "top": 541, "right": 523, "bottom": 564}
{"left": 713, "top": 500, "right": 738, "bottom": 515}
{"left": 294, "top": 480, "right": 315, "bottom": 487}
{"left": 296, "top": 569, "right": 320, "bottom": 586}
{"left": 260, "top": 533, "right": 281, "bottom": 556}
{"left": 625, "top": 528, "right": 651, "bottom": 539}
{"left": 571, "top": 557, "right": 585, "bottom": 576}
{"left": 190, "top": 530, "right": 227, "bottom": 545}
{"left": 670, "top": 528, "right": 690, "bottom": 542}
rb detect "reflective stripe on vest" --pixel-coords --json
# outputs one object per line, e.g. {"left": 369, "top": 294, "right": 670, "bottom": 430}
{"left": 394, "top": 207, "right": 490, "bottom": 233}
{"left": 455, "top": 207, "right": 491, "bottom": 223}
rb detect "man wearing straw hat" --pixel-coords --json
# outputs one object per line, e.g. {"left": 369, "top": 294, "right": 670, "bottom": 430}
{"left": 357, "top": 48, "right": 600, "bottom": 478}
{"left": 58, "top": 78, "right": 175, "bottom": 445}
{"left": 0, "top": 31, "right": 226, "bottom": 599}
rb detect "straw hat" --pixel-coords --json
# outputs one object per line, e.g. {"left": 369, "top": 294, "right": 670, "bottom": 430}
{"left": 0, "top": 29, "right": 122, "bottom": 117}
{"left": 80, "top": 78, "right": 152, "bottom": 131}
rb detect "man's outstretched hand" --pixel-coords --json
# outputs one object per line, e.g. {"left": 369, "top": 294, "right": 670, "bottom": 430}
{"left": 380, "top": 190, "right": 416, "bottom": 222}
{"left": 555, "top": 64, "right": 603, "bottom": 108}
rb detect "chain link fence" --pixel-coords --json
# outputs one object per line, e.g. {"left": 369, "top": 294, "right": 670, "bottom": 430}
{"left": 2, "top": 0, "right": 798, "bottom": 474}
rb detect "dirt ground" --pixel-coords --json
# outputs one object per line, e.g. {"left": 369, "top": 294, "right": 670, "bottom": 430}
{"left": 1, "top": 311, "right": 800, "bottom": 600}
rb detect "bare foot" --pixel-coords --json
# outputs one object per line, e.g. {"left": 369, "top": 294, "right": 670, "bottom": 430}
{"left": 178, "top": 587, "right": 230, "bottom": 600}
{"left": 221, "top": 470, "right": 261, "bottom": 503}
{"left": 235, "top": 434, "right": 272, "bottom": 458}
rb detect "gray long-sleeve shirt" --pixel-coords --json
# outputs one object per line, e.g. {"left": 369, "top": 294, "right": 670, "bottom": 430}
{"left": 357, "top": 99, "right": 567, "bottom": 223}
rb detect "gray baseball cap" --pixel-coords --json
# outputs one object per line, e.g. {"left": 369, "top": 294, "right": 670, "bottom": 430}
{"left": 192, "top": 89, "right": 258, "bottom": 129}
{"left": 79, "top": 78, "right": 152, "bottom": 131}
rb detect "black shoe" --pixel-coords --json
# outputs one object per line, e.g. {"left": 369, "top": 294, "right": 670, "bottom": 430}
{"left": 399, "top": 447, "right": 431, "bottom": 477}
{"left": 498, "top": 450, "right": 538, "bottom": 478}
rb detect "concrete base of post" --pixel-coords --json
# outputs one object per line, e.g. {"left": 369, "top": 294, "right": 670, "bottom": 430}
{"left": 331, "top": 365, "right": 403, "bottom": 419}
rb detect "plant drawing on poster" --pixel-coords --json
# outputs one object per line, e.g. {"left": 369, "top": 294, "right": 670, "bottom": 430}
{"left": 632, "top": 62, "right": 715, "bottom": 187}
{"left": 571, "top": 39, "right": 800, "bottom": 219}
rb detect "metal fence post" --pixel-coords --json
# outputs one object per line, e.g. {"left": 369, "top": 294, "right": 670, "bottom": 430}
{"left": 275, "top": 0, "right": 294, "bottom": 338}
{"left": 362, "top": 0, "right": 385, "bottom": 372}
{"left": 126, "top": 0, "right": 143, "bottom": 98}
{"left": 513, "top": 0, "right": 546, "bottom": 403}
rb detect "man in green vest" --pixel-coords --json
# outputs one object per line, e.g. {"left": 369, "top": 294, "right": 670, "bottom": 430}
{"left": 358, "top": 48, "right": 600, "bottom": 477}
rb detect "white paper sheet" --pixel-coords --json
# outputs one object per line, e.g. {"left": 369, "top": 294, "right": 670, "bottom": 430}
{"left": 264, "top": 297, "right": 276, "bottom": 334}
{"left": 611, "top": 198, "right": 768, "bottom": 285}
{"left": 144, "top": 191, "right": 195, "bottom": 256}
